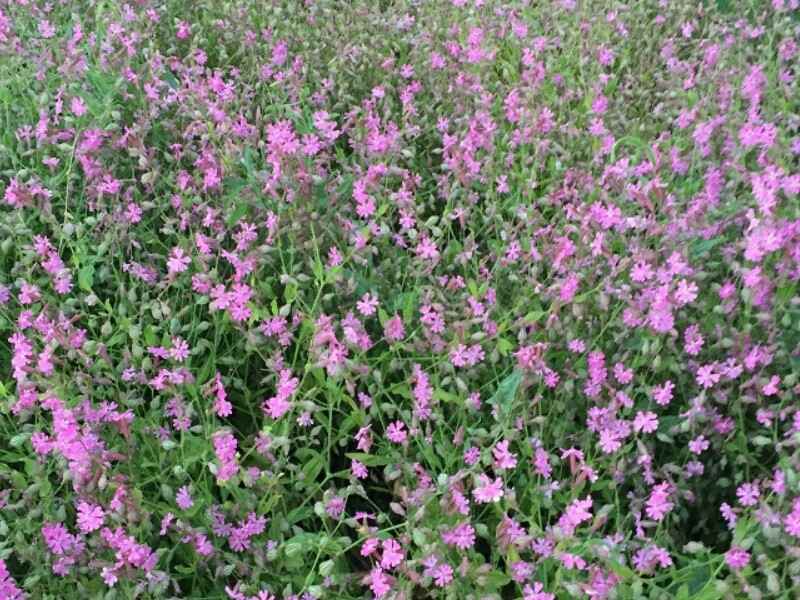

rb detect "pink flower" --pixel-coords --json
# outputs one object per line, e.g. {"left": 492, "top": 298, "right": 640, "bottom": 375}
{"left": 736, "top": 482, "right": 760, "bottom": 507}
{"left": 762, "top": 375, "right": 780, "bottom": 396}
{"left": 613, "top": 362, "right": 634, "bottom": 384}
{"left": 263, "top": 369, "right": 298, "bottom": 419}
{"left": 463, "top": 446, "right": 480, "bottom": 465}
{"left": 170, "top": 337, "right": 190, "bottom": 362}
{"left": 472, "top": 475, "right": 504, "bottom": 504}
{"left": 721, "top": 503, "right": 738, "bottom": 529}
{"left": 76, "top": 502, "right": 105, "bottom": 533}
{"left": 351, "top": 459, "right": 368, "bottom": 479}
{"left": 213, "top": 432, "right": 239, "bottom": 482}
{"left": 442, "top": 522, "right": 475, "bottom": 549}
{"left": 557, "top": 497, "right": 593, "bottom": 536}
{"left": 325, "top": 496, "right": 345, "bottom": 519}
{"left": 688, "top": 435, "right": 710, "bottom": 455}
{"left": 42, "top": 522, "right": 76, "bottom": 556}
{"left": 652, "top": 380, "right": 674, "bottom": 406}
{"left": 415, "top": 236, "right": 439, "bottom": 262}
{"left": 167, "top": 247, "right": 191, "bottom": 275}
{"left": 568, "top": 339, "right": 586, "bottom": 353}
{"left": 523, "top": 582, "right": 555, "bottom": 600}
{"left": 176, "top": 20, "right": 191, "bottom": 39}
{"left": 368, "top": 567, "right": 392, "bottom": 598}
{"left": 696, "top": 364, "right": 720, "bottom": 389}
{"left": 784, "top": 502, "right": 800, "bottom": 537}
{"left": 493, "top": 440, "right": 517, "bottom": 470}
{"left": 645, "top": 483, "right": 673, "bottom": 521}
{"left": 176, "top": 486, "right": 193, "bottom": 510}
{"left": 70, "top": 96, "right": 88, "bottom": 117}
{"left": 386, "top": 421, "right": 407, "bottom": 443}
{"left": 433, "top": 563, "right": 453, "bottom": 587}
{"left": 534, "top": 447, "right": 552, "bottom": 478}
{"left": 38, "top": 19, "right": 55, "bottom": 38}
{"left": 380, "top": 539, "right": 404, "bottom": 569}
{"left": 559, "top": 273, "right": 580, "bottom": 302}
{"left": 683, "top": 324, "right": 704, "bottom": 356}
{"left": 598, "top": 429, "right": 622, "bottom": 454}
{"left": 633, "top": 545, "right": 673, "bottom": 574}
{"left": 211, "top": 372, "right": 232, "bottom": 417}
{"left": 0, "top": 558, "right": 25, "bottom": 600}
{"left": 633, "top": 411, "right": 659, "bottom": 434}
{"left": 361, "top": 538, "right": 379, "bottom": 557}
{"left": 356, "top": 293, "right": 379, "bottom": 317}
{"left": 383, "top": 314, "right": 405, "bottom": 342}
{"left": 559, "top": 552, "right": 587, "bottom": 570}
{"left": 674, "top": 279, "right": 698, "bottom": 305}
{"left": 725, "top": 546, "right": 750, "bottom": 571}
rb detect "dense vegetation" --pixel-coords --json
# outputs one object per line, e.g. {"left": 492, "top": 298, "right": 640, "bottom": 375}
{"left": 1, "top": 0, "right": 800, "bottom": 598}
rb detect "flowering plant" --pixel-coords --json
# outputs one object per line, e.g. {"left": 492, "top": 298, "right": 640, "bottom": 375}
{"left": 1, "top": 0, "right": 800, "bottom": 598}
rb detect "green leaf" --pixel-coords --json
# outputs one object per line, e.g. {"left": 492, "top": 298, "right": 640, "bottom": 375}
{"left": 346, "top": 452, "right": 392, "bottom": 467}
{"left": 524, "top": 310, "right": 546, "bottom": 323}
{"left": 284, "top": 282, "right": 297, "bottom": 303}
{"left": 287, "top": 506, "right": 314, "bottom": 525}
{"left": 689, "top": 236, "right": 724, "bottom": 260}
{"left": 481, "top": 571, "right": 511, "bottom": 590}
{"left": 78, "top": 265, "right": 95, "bottom": 291}
{"left": 496, "top": 337, "right": 513, "bottom": 357}
{"left": 686, "top": 563, "right": 713, "bottom": 595}
{"left": 301, "top": 453, "right": 325, "bottom": 485}
{"left": 608, "top": 559, "right": 636, "bottom": 580}
{"left": 162, "top": 70, "right": 180, "bottom": 90}
{"left": 489, "top": 369, "right": 522, "bottom": 413}
{"left": 734, "top": 517, "right": 752, "bottom": 544}
{"left": 226, "top": 201, "right": 249, "bottom": 227}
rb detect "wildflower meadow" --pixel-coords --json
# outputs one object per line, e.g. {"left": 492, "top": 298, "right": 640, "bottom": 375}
{"left": 1, "top": 0, "right": 800, "bottom": 598}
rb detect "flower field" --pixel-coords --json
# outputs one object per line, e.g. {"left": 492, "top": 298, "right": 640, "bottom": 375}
{"left": 1, "top": 0, "right": 800, "bottom": 598}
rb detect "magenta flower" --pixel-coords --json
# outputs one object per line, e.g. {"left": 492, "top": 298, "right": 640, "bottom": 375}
{"left": 472, "top": 475, "right": 504, "bottom": 504}
{"left": 651, "top": 380, "right": 675, "bottom": 406}
{"left": 633, "top": 411, "right": 659, "bottom": 434}
{"left": 724, "top": 546, "right": 750, "bottom": 571}
{"left": 0, "top": 558, "right": 25, "bottom": 600}
{"left": 351, "top": 460, "right": 368, "bottom": 479}
{"left": 523, "top": 582, "right": 555, "bottom": 600}
{"left": 645, "top": 483, "right": 673, "bottom": 522}
{"left": 688, "top": 435, "right": 710, "bottom": 455}
{"left": 557, "top": 497, "right": 593, "bottom": 536}
{"left": 433, "top": 563, "right": 453, "bottom": 587}
{"left": 380, "top": 539, "right": 404, "bottom": 569}
{"left": 213, "top": 432, "right": 239, "bottom": 483}
{"left": 463, "top": 446, "right": 480, "bottom": 466}
{"left": 386, "top": 421, "right": 407, "bottom": 444}
{"left": 383, "top": 314, "right": 405, "bottom": 342}
{"left": 167, "top": 247, "right": 191, "bottom": 275}
{"left": 356, "top": 293, "right": 379, "bottom": 317}
{"left": 736, "top": 483, "right": 760, "bottom": 507}
{"left": 176, "top": 486, "right": 193, "bottom": 510}
{"left": 76, "top": 502, "right": 105, "bottom": 533}
{"left": 442, "top": 522, "right": 475, "bottom": 550}
{"left": 368, "top": 567, "right": 392, "bottom": 598}
{"left": 696, "top": 364, "right": 720, "bottom": 389}
{"left": 492, "top": 440, "right": 518, "bottom": 470}
{"left": 325, "top": 496, "right": 345, "bottom": 519}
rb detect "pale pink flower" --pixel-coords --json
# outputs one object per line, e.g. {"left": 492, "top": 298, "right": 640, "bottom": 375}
{"left": 386, "top": 421, "right": 407, "bottom": 443}
{"left": 725, "top": 547, "right": 750, "bottom": 571}
{"left": 76, "top": 502, "right": 105, "bottom": 533}
{"left": 493, "top": 440, "right": 518, "bottom": 470}
{"left": 472, "top": 475, "right": 504, "bottom": 504}
{"left": 380, "top": 539, "right": 404, "bottom": 569}
{"left": 176, "top": 486, "right": 193, "bottom": 510}
{"left": 167, "top": 247, "right": 191, "bottom": 275}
